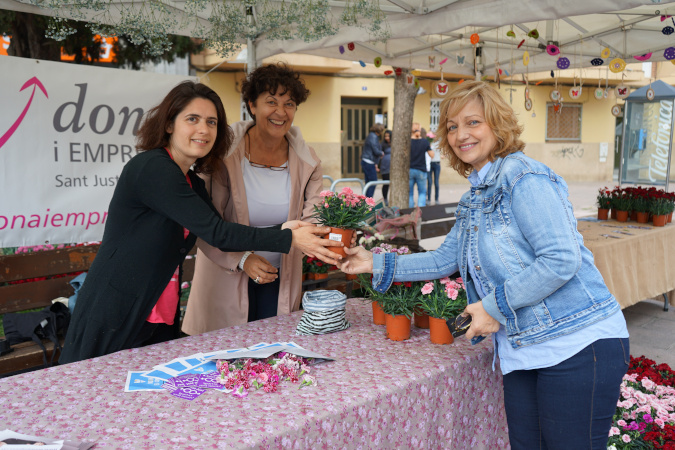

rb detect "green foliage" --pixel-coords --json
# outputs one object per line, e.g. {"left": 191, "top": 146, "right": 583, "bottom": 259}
{"left": 313, "top": 187, "right": 375, "bottom": 229}
{"left": 417, "top": 279, "right": 467, "bottom": 319}
{"left": 378, "top": 281, "right": 419, "bottom": 318}
{"left": 1, "top": 11, "right": 202, "bottom": 67}
{"left": 38, "top": 0, "right": 390, "bottom": 58}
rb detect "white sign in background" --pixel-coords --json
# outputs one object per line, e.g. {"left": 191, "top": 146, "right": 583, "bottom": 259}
{"left": 0, "top": 56, "right": 191, "bottom": 247}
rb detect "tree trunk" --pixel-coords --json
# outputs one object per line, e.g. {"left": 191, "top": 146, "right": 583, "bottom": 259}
{"left": 389, "top": 69, "right": 418, "bottom": 209}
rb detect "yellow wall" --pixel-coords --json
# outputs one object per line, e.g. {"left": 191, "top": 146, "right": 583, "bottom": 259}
{"left": 199, "top": 69, "right": 618, "bottom": 184}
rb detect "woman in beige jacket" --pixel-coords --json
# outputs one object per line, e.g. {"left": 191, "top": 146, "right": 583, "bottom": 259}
{"left": 182, "top": 64, "right": 322, "bottom": 334}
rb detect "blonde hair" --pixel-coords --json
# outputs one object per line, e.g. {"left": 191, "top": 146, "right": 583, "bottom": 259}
{"left": 435, "top": 81, "right": 525, "bottom": 177}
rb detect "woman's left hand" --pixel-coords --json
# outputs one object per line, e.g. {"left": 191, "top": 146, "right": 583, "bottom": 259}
{"left": 464, "top": 301, "right": 500, "bottom": 340}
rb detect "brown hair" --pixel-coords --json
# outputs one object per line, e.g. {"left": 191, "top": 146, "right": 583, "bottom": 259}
{"left": 435, "top": 81, "right": 525, "bottom": 177}
{"left": 241, "top": 63, "right": 310, "bottom": 120}
{"left": 370, "top": 123, "right": 385, "bottom": 135}
{"left": 136, "top": 81, "right": 232, "bottom": 174}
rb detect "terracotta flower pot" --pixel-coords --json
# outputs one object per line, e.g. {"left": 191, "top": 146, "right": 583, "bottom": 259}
{"left": 323, "top": 227, "right": 355, "bottom": 259}
{"left": 616, "top": 210, "right": 629, "bottom": 222}
{"left": 413, "top": 308, "right": 430, "bottom": 329}
{"left": 372, "top": 302, "right": 386, "bottom": 325}
{"left": 306, "top": 272, "right": 315, "bottom": 280}
{"left": 636, "top": 212, "right": 649, "bottom": 224}
{"left": 630, "top": 211, "right": 638, "bottom": 222}
{"left": 313, "top": 272, "right": 329, "bottom": 280}
{"left": 302, "top": 273, "right": 308, "bottom": 281}
{"left": 611, "top": 209, "right": 617, "bottom": 220}
{"left": 653, "top": 214, "right": 667, "bottom": 227}
{"left": 597, "top": 208, "right": 609, "bottom": 220}
{"left": 385, "top": 313, "right": 411, "bottom": 341}
{"left": 668, "top": 212, "right": 673, "bottom": 224}
{"left": 345, "top": 273, "right": 358, "bottom": 281}
{"left": 429, "top": 316, "right": 454, "bottom": 345}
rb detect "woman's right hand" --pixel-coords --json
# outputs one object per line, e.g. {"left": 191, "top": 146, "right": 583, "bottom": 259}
{"left": 243, "top": 254, "right": 278, "bottom": 284}
{"left": 288, "top": 224, "right": 344, "bottom": 265}
{"left": 336, "top": 246, "right": 373, "bottom": 274}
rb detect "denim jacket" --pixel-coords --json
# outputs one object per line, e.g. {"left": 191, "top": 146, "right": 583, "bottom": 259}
{"left": 361, "top": 131, "right": 383, "bottom": 163}
{"left": 372, "top": 152, "right": 621, "bottom": 349}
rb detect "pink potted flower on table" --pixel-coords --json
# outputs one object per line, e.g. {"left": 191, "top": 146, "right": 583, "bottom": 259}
{"left": 313, "top": 187, "right": 376, "bottom": 259}
{"left": 418, "top": 277, "right": 467, "bottom": 344}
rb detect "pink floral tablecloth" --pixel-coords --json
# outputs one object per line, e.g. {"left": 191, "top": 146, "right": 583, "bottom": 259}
{"left": 0, "top": 299, "right": 510, "bottom": 449}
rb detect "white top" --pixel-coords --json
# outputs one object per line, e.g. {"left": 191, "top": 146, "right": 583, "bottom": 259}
{"left": 430, "top": 142, "right": 441, "bottom": 162}
{"left": 241, "top": 159, "right": 291, "bottom": 268}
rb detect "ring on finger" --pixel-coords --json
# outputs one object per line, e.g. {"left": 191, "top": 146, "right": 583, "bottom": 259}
{"left": 254, "top": 276, "right": 261, "bottom": 284}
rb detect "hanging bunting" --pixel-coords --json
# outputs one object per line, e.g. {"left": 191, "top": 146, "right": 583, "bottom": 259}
{"left": 662, "top": 18, "right": 675, "bottom": 35}
{"left": 615, "top": 84, "right": 630, "bottom": 99}
{"left": 517, "top": 39, "right": 525, "bottom": 49}
{"left": 456, "top": 55, "right": 465, "bottom": 66}
{"left": 591, "top": 58, "right": 604, "bottom": 66}
{"left": 395, "top": 67, "right": 402, "bottom": 76}
{"left": 414, "top": 78, "right": 420, "bottom": 90}
{"left": 434, "top": 80, "right": 450, "bottom": 96}
{"left": 550, "top": 89, "right": 561, "bottom": 101}
{"left": 594, "top": 87, "right": 605, "bottom": 100}
{"left": 556, "top": 57, "right": 570, "bottom": 70}
{"left": 523, "top": 51, "right": 530, "bottom": 66}
{"left": 384, "top": 70, "right": 393, "bottom": 75}
{"left": 634, "top": 53, "right": 652, "bottom": 61}
{"left": 608, "top": 58, "right": 626, "bottom": 73}
{"left": 611, "top": 105, "right": 622, "bottom": 117}
{"left": 546, "top": 45, "right": 560, "bottom": 56}
{"left": 339, "top": 45, "right": 345, "bottom": 54}
{"left": 374, "top": 57, "right": 382, "bottom": 67}
{"left": 428, "top": 56, "right": 435, "bottom": 68}
{"left": 647, "top": 87, "right": 656, "bottom": 101}
{"left": 439, "top": 57, "right": 448, "bottom": 65}
{"left": 664, "top": 47, "right": 675, "bottom": 60}
{"left": 527, "top": 29, "right": 539, "bottom": 39}
{"left": 569, "top": 86, "right": 582, "bottom": 99}
{"left": 347, "top": 42, "right": 355, "bottom": 51}
{"left": 601, "top": 48, "right": 611, "bottom": 58}
{"left": 506, "top": 30, "right": 516, "bottom": 37}
{"left": 406, "top": 74, "right": 415, "bottom": 85}
{"left": 470, "top": 33, "right": 480, "bottom": 45}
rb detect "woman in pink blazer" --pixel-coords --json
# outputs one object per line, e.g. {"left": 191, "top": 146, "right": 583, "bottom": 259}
{"left": 182, "top": 64, "right": 323, "bottom": 334}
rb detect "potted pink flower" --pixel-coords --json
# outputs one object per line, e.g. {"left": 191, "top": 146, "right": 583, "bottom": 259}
{"left": 313, "top": 187, "right": 376, "bottom": 258}
{"left": 418, "top": 277, "right": 467, "bottom": 344}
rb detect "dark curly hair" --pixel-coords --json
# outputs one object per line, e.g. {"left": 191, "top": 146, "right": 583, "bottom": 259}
{"left": 241, "top": 63, "right": 310, "bottom": 120}
{"left": 136, "top": 81, "right": 232, "bottom": 174}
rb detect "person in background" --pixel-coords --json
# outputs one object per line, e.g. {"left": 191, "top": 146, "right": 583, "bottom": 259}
{"left": 409, "top": 122, "right": 434, "bottom": 208}
{"left": 426, "top": 130, "right": 442, "bottom": 205}
{"left": 379, "top": 129, "right": 392, "bottom": 206}
{"left": 183, "top": 64, "right": 324, "bottom": 334}
{"left": 338, "top": 81, "right": 628, "bottom": 450}
{"left": 60, "top": 81, "right": 342, "bottom": 364}
{"left": 362, "top": 123, "right": 384, "bottom": 198}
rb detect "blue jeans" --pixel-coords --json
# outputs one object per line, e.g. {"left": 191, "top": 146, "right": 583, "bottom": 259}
{"left": 361, "top": 160, "right": 378, "bottom": 198}
{"left": 409, "top": 168, "right": 427, "bottom": 208}
{"left": 503, "top": 337, "right": 629, "bottom": 450}
{"left": 427, "top": 161, "right": 441, "bottom": 203}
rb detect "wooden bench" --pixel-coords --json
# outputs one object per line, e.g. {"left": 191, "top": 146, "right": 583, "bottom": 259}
{"left": 0, "top": 245, "right": 197, "bottom": 377}
{"left": 0, "top": 245, "right": 99, "bottom": 376}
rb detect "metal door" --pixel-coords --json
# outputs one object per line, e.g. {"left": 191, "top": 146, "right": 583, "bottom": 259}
{"left": 341, "top": 98, "right": 383, "bottom": 178}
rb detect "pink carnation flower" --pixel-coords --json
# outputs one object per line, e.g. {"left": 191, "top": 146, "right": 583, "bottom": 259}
{"left": 622, "top": 434, "right": 631, "bottom": 443}
{"left": 319, "top": 190, "right": 333, "bottom": 198}
{"left": 340, "top": 187, "right": 354, "bottom": 195}
{"left": 609, "top": 427, "right": 620, "bottom": 436}
{"left": 446, "top": 287, "right": 459, "bottom": 300}
{"left": 365, "top": 197, "right": 376, "bottom": 207}
{"left": 421, "top": 282, "right": 434, "bottom": 295}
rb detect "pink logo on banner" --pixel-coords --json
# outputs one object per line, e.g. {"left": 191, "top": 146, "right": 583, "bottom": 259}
{"left": 0, "top": 76, "right": 49, "bottom": 150}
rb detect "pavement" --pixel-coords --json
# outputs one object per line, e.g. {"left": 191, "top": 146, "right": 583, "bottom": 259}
{"left": 379, "top": 180, "right": 675, "bottom": 369}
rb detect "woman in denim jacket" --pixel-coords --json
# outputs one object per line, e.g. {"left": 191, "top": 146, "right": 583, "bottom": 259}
{"left": 339, "top": 81, "right": 629, "bottom": 449}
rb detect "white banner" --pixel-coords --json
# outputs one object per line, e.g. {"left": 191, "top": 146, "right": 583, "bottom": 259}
{"left": 0, "top": 56, "right": 191, "bottom": 247}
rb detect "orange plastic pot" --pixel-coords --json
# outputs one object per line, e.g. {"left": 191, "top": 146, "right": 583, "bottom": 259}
{"left": 616, "top": 210, "right": 629, "bottom": 222}
{"left": 636, "top": 212, "right": 649, "bottom": 224}
{"left": 372, "top": 302, "right": 386, "bottom": 325}
{"left": 385, "top": 313, "right": 411, "bottom": 341}
{"left": 597, "top": 208, "right": 609, "bottom": 220}
{"left": 429, "top": 316, "right": 454, "bottom": 345}
{"left": 653, "top": 214, "right": 667, "bottom": 227}
{"left": 413, "top": 309, "right": 430, "bottom": 329}
{"left": 323, "top": 227, "right": 355, "bottom": 259}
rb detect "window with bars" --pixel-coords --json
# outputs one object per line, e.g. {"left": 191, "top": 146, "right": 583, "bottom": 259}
{"left": 546, "top": 103, "right": 582, "bottom": 142}
{"left": 430, "top": 98, "right": 442, "bottom": 132}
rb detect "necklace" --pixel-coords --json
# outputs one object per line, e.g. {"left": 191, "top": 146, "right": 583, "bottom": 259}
{"left": 244, "top": 126, "right": 289, "bottom": 171}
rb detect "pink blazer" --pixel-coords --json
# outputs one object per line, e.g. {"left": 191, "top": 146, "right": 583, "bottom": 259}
{"left": 181, "top": 121, "right": 323, "bottom": 335}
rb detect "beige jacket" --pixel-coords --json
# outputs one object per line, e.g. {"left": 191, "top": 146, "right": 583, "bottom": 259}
{"left": 181, "top": 121, "right": 323, "bottom": 335}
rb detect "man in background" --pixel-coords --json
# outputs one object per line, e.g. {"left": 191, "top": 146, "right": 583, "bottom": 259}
{"left": 409, "top": 122, "right": 434, "bottom": 208}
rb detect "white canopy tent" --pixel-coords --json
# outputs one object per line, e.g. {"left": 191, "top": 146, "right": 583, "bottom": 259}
{"left": 3, "top": 0, "right": 675, "bottom": 77}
